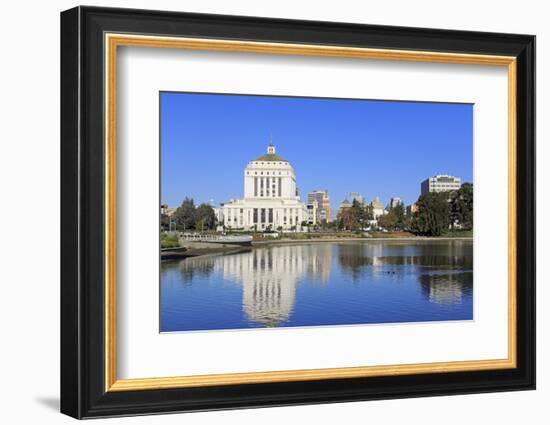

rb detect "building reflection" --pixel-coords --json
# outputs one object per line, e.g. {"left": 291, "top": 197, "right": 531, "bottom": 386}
{"left": 167, "top": 241, "right": 473, "bottom": 327}
{"left": 219, "top": 244, "right": 332, "bottom": 326}
{"left": 418, "top": 272, "right": 473, "bottom": 305}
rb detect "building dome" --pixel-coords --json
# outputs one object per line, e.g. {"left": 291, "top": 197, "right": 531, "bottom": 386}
{"left": 253, "top": 144, "right": 287, "bottom": 162}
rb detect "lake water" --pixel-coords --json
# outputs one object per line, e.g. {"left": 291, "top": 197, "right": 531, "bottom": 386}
{"left": 160, "top": 240, "right": 473, "bottom": 332}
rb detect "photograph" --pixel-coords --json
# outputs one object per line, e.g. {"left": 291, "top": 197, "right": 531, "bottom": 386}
{"left": 159, "top": 92, "right": 474, "bottom": 332}
{"left": 56, "top": 4, "right": 536, "bottom": 419}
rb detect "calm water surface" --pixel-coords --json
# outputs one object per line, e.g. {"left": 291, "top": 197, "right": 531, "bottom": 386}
{"left": 160, "top": 240, "right": 473, "bottom": 332}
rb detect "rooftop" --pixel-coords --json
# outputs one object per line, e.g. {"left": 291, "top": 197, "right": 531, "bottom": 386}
{"left": 254, "top": 153, "right": 287, "bottom": 162}
{"left": 254, "top": 143, "right": 287, "bottom": 162}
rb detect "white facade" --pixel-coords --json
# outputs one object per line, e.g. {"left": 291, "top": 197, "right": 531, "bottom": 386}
{"left": 306, "top": 202, "right": 318, "bottom": 225}
{"left": 389, "top": 197, "right": 403, "bottom": 209}
{"left": 222, "top": 144, "right": 309, "bottom": 231}
{"left": 371, "top": 196, "right": 386, "bottom": 219}
{"left": 421, "top": 175, "right": 461, "bottom": 194}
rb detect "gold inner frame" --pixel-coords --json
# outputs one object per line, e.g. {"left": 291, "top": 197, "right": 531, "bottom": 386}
{"left": 104, "top": 33, "right": 517, "bottom": 392}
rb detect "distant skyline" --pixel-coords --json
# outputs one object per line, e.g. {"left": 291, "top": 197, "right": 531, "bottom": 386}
{"left": 161, "top": 92, "right": 473, "bottom": 214}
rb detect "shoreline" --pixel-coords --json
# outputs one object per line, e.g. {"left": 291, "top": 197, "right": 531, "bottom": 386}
{"left": 162, "top": 236, "right": 472, "bottom": 261}
{"left": 161, "top": 246, "right": 250, "bottom": 261}
{"left": 252, "top": 236, "right": 473, "bottom": 246}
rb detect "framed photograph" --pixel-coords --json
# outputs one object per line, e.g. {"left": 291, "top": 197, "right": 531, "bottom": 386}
{"left": 60, "top": 6, "right": 535, "bottom": 419}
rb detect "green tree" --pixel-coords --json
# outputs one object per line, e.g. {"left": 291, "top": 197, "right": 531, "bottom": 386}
{"left": 450, "top": 183, "right": 473, "bottom": 229}
{"left": 380, "top": 203, "right": 406, "bottom": 231}
{"left": 195, "top": 203, "right": 216, "bottom": 231}
{"left": 173, "top": 197, "right": 196, "bottom": 231}
{"left": 344, "top": 199, "right": 373, "bottom": 231}
{"left": 339, "top": 208, "right": 359, "bottom": 230}
{"left": 392, "top": 203, "right": 406, "bottom": 229}
{"left": 378, "top": 211, "right": 398, "bottom": 229}
{"left": 351, "top": 199, "right": 365, "bottom": 229}
{"left": 364, "top": 204, "right": 374, "bottom": 222}
{"left": 411, "top": 192, "right": 450, "bottom": 236}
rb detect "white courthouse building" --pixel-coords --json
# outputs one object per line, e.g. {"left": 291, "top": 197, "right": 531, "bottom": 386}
{"left": 221, "top": 144, "right": 310, "bottom": 231}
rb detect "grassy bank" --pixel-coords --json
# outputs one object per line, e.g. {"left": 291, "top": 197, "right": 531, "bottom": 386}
{"left": 440, "top": 229, "right": 473, "bottom": 238}
{"left": 253, "top": 235, "right": 472, "bottom": 246}
{"left": 160, "top": 233, "right": 180, "bottom": 248}
{"left": 252, "top": 230, "right": 469, "bottom": 241}
{"left": 369, "top": 231, "right": 416, "bottom": 238}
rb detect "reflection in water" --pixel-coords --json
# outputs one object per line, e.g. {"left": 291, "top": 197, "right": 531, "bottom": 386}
{"left": 221, "top": 245, "right": 332, "bottom": 326}
{"left": 418, "top": 272, "right": 473, "bottom": 305}
{"left": 337, "top": 244, "right": 373, "bottom": 282}
{"left": 160, "top": 240, "right": 473, "bottom": 332}
{"left": 163, "top": 255, "right": 216, "bottom": 284}
{"left": 175, "top": 245, "right": 334, "bottom": 326}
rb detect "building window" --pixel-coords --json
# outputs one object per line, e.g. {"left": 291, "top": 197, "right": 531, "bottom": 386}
{"left": 253, "top": 208, "right": 258, "bottom": 224}
{"left": 269, "top": 208, "right": 273, "bottom": 223}
{"left": 254, "top": 177, "right": 258, "bottom": 197}
{"left": 261, "top": 208, "right": 266, "bottom": 224}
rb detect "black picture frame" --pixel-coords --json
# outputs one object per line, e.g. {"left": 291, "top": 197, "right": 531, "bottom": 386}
{"left": 61, "top": 5, "right": 535, "bottom": 419}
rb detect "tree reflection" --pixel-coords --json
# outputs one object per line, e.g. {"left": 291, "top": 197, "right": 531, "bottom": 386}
{"left": 162, "top": 241, "right": 473, "bottom": 327}
{"left": 336, "top": 241, "right": 472, "bottom": 282}
{"left": 337, "top": 244, "right": 373, "bottom": 281}
{"left": 175, "top": 256, "right": 216, "bottom": 283}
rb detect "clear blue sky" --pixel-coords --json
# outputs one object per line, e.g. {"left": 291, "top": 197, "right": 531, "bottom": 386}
{"left": 161, "top": 92, "right": 472, "bottom": 214}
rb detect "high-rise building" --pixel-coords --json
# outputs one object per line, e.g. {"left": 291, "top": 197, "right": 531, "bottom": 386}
{"left": 389, "top": 197, "right": 403, "bottom": 209}
{"left": 421, "top": 175, "right": 461, "bottom": 194}
{"left": 307, "top": 190, "right": 332, "bottom": 223}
